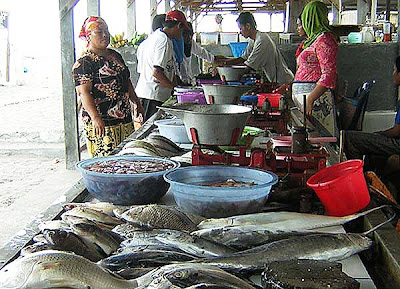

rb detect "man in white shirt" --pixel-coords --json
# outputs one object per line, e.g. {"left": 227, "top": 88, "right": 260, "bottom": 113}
{"left": 224, "top": 12, "right": 294, "bottom": 85}
{"left": 136, "top": 10, "right": 190, "bottom": 120}
{"left": 179, "top": 22, "right": 224, "bottom": 85}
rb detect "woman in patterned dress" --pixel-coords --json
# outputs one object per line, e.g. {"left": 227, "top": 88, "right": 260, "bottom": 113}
{"left": 73, "top": 16, "right": 144, "bottom": 158}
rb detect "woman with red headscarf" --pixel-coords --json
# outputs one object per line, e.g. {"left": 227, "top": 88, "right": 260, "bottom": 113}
{"left": 72, "top": 16, "right": 144, "bottom": 158}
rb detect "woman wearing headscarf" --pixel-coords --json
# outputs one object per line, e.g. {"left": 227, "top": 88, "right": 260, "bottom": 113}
{"left": 72, "top": 16, "right": 144, "bottom": 158}
{"left": 291, "top": 1, "right": 338, "bottom": 137}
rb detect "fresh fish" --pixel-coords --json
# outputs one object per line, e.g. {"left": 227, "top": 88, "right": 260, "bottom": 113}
{"left": 136, "top": 263, "right": 256, "bottom": 289}
{"left": 198, "top": 205, "right": 387, "bottom": 231}
{"left": 20, "top": 242, "right": 59, "bottom": 256}
{"left": 116, "top": 244, "right": 194, "bottom": 256}
{"left": 121, "top": 140, "right": 162, "bottom": 156}
{"left": 38, "top": 220, "right": 71, "bottom": 232}
{"left": 197, "top": 233, "right": 373, "bottom": 274}
{"left": 184, "top": 284, "right": 242, "bottom": 289}
{"left": 112, "top": 222, "right": 144, "bottom": 238}
{"left": 120, "top": 230, "right": 167, "bottom": 247}
{"left": 43, "top": 229, "right": 105, "bottom": 262}
{"left": 121, "top": 204, "right": 198, "bottom": 232}
{"left": 64, "top": 202, "right": 130, "bottom": 217}
{"left": 148, "top": 134, "right": 183, "bottom": 151}
{"left": 146, "top": 277, "right": 182, "bottom": 289}
{"left": 71, "top": 223, "right": 121, "bottom": 256}
{"left": 98, "top": 249, "right": 197, "bottom": 271}
{"left": 61, "top": 207, "right": 123, "bottom": 229}
{"left": 32, "top": 233, "right": 48, "bottom": 244}
{"left": 154, "top": 229, "right": 236, "bottom": 257}
{"left": 0, "top": 250, "right": 138, "bottom": 289}
{"left": 118, "top": 147, "right": 160, "bottom": 157}
{"left": 192, "top": 225, "right": 324, "bottom": 250}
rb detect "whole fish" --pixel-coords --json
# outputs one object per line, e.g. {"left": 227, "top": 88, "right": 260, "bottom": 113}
{"left": 64, "top": 202, "right": 130, "bottom": 217}
{"left": 192, "top": 225, "right": 325, "bottom": 250}
{"left": 115, "top": 267, "right": 156, "bottom": 279}
{"left": 43, "top": 229, "right": 105, "bottom": 262}
{"left": 154, "top": 229, "right": 236, "bottom": 257}
{"left": 38, "top": 220, "right": 71, "bottom": 232}
{"left": 112, "top": 222, "right": 144, "bottom": 238}
{"left": 121, "top": 204, "right": 198, "bottom": 232}
{"left": 136, "top": 263, "right": 256, "bottom": 289}
{"left": 148, "top": 134, "right": 184, "bottom": 153}
{"left": 116, "top": 244, "right": 194, "bottom": 256}
{"left": 120, "top": 230, "right": 167, "bottom": 247}
{"left": 198, "top": 206, "right": 386, "bottom": 231}
{"left": 98, "top": 249, "right": 197, "bottom": 271}
{"left": 71, "top": 223, "right": 121, "bottom": 256}
{"left": 61, "top": 207, "right": 123, "bottom": 229}
{"left": 0, "top": 250, "right": 138, "bottom": 289}
{"left": 197, "top": 233, "right": 373, "bottom": 274}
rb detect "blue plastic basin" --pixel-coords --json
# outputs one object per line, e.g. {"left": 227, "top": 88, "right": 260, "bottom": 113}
{"left": 164, "top": 166, "right": 278, "bottom": 218}
{"left": 76, "top": 156, "right": 180, "bottom": 205}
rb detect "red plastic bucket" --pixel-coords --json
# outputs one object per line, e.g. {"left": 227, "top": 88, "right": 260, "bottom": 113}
{"left": 257, "top": 93, "right": 282, "bottom": 108}
{"left": 306, "top": 160, "right": 370, "bottom": 217}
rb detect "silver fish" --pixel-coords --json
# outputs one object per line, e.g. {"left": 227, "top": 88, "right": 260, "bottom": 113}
{"left": 198, "top": 206, "right": 386, "bottom": 231}
{"left": 61, "top": 207, "right": 123, "bottom": 229}
{"left": 197, "top": 233, "right": 373, "bottom": 274}
{"left": 112, "top": 222, "right": 144, "bottom": 238}
{"left": 0, "top": 250, "right": 138, "bottom": 289}
{"left": 121, "top": 204, "right": 198, "bottom": 232}
{"left": 64, "top": 202, "right": 130, "bottom": 217}
{"left": 20, "top": 242, "right": 59, "bottom": 256}
{"left": 38, "top": 220, "right": 71, "bottom": 232}
{"left": 136, "top": 263, "right": 256, "bottom": 289}
{"left": 120, "top": 230, "right": 168, "bottom": 247}
{"left": 43, "top": 229, "right": 105, "bottom": 262}
{"left": 71, "top": 222, "right": 121, "bottom": 256}
{"left": 192, "top": 225, "right": 323, "bottom": 250}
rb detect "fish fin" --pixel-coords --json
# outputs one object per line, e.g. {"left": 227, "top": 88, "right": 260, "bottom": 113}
{"left": 363, "top": 212, "right": 397, "bottom": 236}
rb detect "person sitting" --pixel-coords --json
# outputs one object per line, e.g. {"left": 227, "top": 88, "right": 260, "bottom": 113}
{"left": 72, "top": 16, "right": 144, "bottom": 158}
{"left": 222, "top": 11, "right": 294, "bottom": 86}
{"left": 344, "top": 56, "right": 400, "bottom": 172}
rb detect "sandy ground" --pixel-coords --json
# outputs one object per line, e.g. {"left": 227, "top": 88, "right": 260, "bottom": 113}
{"left": 0, "top": 61, "right": 82, "bottom": 246}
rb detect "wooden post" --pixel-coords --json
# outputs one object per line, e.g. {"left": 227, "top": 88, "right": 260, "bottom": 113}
{"left": 59, "top": 0, "right": 80, "bottom": 169}
{"left": 357, "top": 0, "right": 369, "bottom": 25}
{"left": 127, "top": 0, "right": 136, "bottom": 39}
{"left": 87, "top": 0, "right": 99, "bottom": 16}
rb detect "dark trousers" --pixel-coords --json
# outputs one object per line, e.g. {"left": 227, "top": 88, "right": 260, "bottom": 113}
{"left": 344, "top": 130, "right": 400, "bottom": 171}
{"left": 140, "top": 98, "right": 163, "bottom": 121}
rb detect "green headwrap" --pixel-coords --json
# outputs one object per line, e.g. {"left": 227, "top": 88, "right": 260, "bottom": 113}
{"left": 301, "top": 1, "right": 332, "bottom": 49}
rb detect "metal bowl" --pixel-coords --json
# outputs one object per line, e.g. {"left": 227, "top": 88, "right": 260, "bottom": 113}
{"left": 159, "top": 104, "right": 252, "bottom": 145}
{"left": 201, "top": 84, "right": 255, "bottom": 104}
{"left": 217, "top": 66, "right": 247, "bottom": 82}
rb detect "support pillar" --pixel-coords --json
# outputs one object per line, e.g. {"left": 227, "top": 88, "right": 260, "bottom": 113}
{"left": 127, "top": 0, "right": 136, "bottom": 38}
{"left": 357, "top": 0, "right": 369, "bottom": 25}
{"left": 87, "top": 0, "right": 99, "bottom": 16}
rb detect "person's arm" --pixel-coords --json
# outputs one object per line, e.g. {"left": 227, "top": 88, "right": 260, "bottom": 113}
{"left": 153, "top": 66, "right": 175, "bottom": 90}
{"left": 76, "top": 82, "right": 105, "bottom": 136}
{"left": 223, "top": 57, "right": 245, "bottom": 66}
{"left": 128, "top": 80, "right": 145, "bottom": 123}
{"left": 377, "top": 124, "right": 400, "bottom": 138}
{"left": 306, "top": 84, "right": 328, "bottom": 116}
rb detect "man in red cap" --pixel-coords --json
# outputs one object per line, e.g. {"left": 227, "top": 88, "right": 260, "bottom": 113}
{"left": 136, "top": 10, "right": 190, "bottom": 120}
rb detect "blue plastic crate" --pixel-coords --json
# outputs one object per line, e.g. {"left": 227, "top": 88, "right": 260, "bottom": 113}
{"left": 229, "top": 42, "right": 248, "bottom": 57}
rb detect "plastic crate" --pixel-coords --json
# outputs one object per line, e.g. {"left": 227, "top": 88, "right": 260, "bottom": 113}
{"left": 229, "top": 42, "right": 248, "bottom": 57}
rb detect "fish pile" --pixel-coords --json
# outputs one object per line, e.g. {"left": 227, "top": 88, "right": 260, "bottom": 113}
{"left": 0, "top": 202, "right": 379, "bottom": 289}
{"left": 118, "top": 135, "right": 185, "bottom": 157}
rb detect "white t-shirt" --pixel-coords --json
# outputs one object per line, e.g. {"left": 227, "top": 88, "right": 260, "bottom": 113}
{"left": 242, "top": 31, "right": 294, "bottom": 84}
{"left": 179, "top": 39, "right": 215, "bottom": 85}
{"left": 136, "top": 29, "right": 176, "bottom": 102}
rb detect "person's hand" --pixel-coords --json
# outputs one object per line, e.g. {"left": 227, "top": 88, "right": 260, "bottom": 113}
{"left": 214, "top": 55, "right": 227, "bottom": 66}
{"left": 135, "top": 102, "right": 145, "bottom": 124}
{"left": 92, "top": 115, "right": 105, "bottom": 137}
{"left": 272, "top": 83, "right": 291, "bottom": 94}
{"left": 306, "top": 97, "right": 314, "bottom": 116}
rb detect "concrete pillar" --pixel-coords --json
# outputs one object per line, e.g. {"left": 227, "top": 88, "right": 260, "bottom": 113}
{"left": 371, "top": 0, "right": 377, "bottom": 25}
{"left": 165, "top": 0, "right": 171, "bottom": 12}
{"left": 87, "top": 0, "right": 100, "bottom": 16}
{"left": 150, "top": 0, "right": 157, "bottom": 26}
{"left": 357, "top": 0, "right": 369, "bottom": 25}
{"left": 127, "top": 0, "right": 136, "bottom": 39}
{"left": 288, "top": 0, "right": 307, "bottom": 33}
{"left": 331, "top": 0, "right": 341, "bottom": 25}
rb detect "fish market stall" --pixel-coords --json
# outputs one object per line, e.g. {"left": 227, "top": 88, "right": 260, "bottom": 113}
{"left": 1, "top": 107, "right": 400, "bottom": 289}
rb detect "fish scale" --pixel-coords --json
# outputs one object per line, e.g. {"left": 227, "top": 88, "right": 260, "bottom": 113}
{"left": 121, "top": 205, "right": 198, "bottom": 232}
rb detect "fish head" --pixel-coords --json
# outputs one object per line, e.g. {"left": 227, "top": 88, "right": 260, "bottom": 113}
{"left": 43, "top": 229, "right": 68, "bottom": 245}
{"left": 0, "top": 256, "right": 39, "bottom": 288}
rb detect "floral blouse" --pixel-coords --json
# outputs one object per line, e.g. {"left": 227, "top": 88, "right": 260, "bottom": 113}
{"left": 294, "top": 33, "right": 338, "bottom": 89}
{"left": 72, "top": 49, "right": 132, "bottom": 126}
